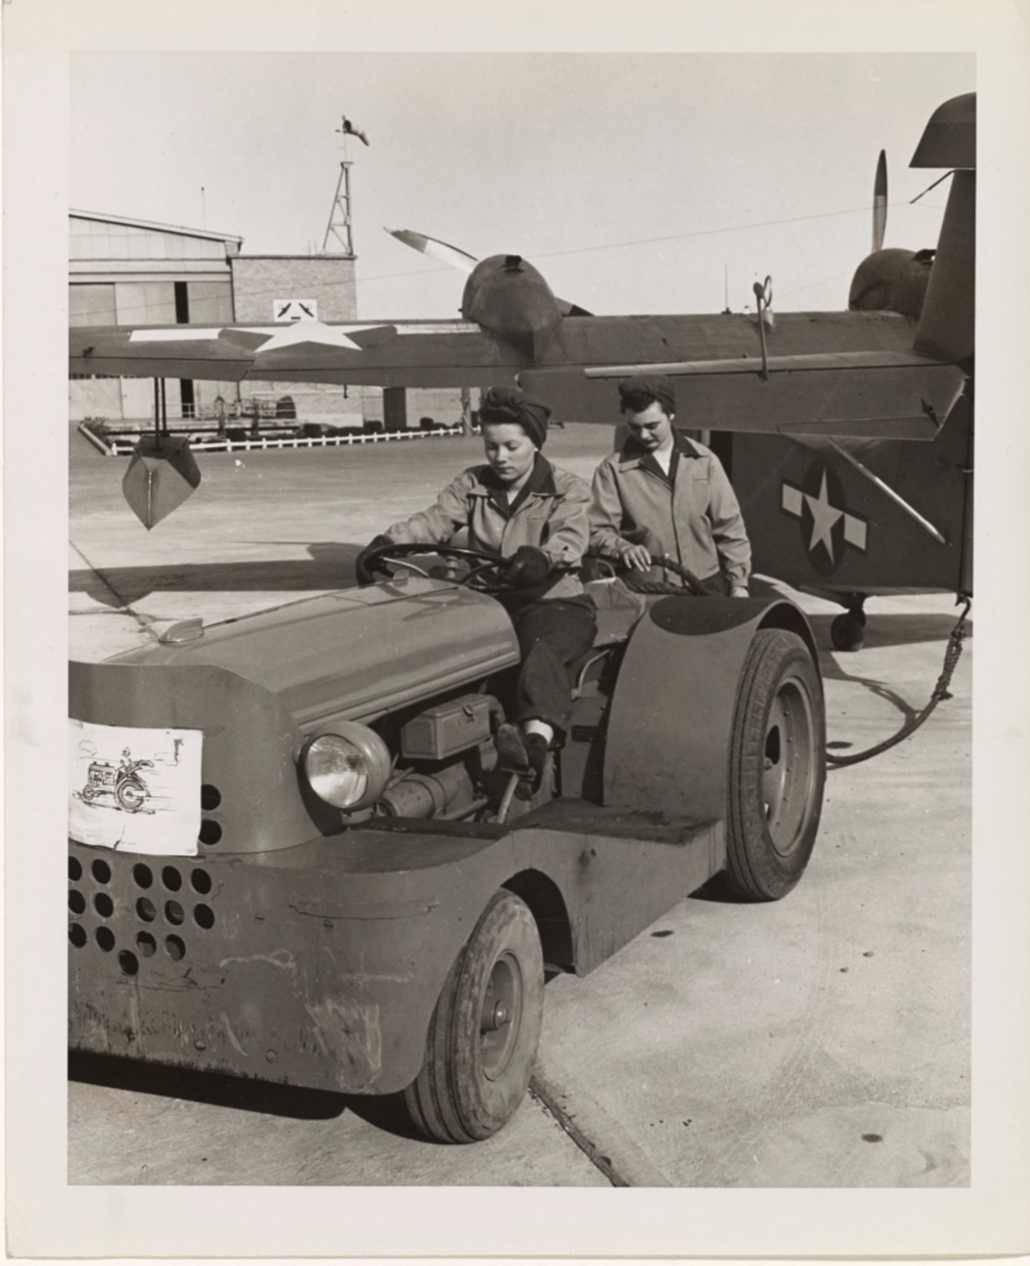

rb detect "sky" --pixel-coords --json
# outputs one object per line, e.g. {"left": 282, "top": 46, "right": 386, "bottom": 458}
{"left": 70, "top": 52, "right": 975, "bottom": 322}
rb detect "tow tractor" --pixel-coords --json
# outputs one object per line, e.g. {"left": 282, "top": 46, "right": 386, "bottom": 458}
{"left": 68, "top": 545, "right": 824, "bottom": 1143}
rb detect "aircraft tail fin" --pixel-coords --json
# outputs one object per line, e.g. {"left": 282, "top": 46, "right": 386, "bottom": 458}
{"left": 911, "top": 94, "right": 975, "bottom": 369}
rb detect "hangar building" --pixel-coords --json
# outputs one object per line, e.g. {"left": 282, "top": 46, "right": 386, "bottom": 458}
{"left": 69, "top": 210, "right": 465, "bottom": 430}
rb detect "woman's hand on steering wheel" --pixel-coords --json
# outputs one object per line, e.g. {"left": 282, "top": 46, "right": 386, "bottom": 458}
{"left": 355, "top": 540, "right": 510, "bottom": 592}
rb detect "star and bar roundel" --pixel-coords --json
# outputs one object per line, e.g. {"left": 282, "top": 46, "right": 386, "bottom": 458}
{"left": 780, "top": 461, "right": 869, "bottom": 576}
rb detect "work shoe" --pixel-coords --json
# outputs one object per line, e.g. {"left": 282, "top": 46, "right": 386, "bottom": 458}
{"left": 495, "top": 724, "right": 550, "bottom": 801}
{"left": 518, "top": 733, "right": 550, "bottom": 801}
{"left": 495, "top": 723, "right": 530, "bottom": 772}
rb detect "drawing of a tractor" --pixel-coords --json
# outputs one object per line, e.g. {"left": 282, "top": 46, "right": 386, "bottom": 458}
{"left": 80, "top": 749, "right": 154, "bottom": 813}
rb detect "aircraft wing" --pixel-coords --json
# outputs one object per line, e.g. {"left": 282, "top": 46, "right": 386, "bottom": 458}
{"left": 69, "top": 311, "right": 964, "bottom": 440}
{"left": 68, "top": 321, "right": 403, "bottom": 382}
{"left": 520, "top": 348, "right": 967, "bottom": 440}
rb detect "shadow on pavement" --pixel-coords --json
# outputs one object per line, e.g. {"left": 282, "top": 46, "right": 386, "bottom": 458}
{"left": 68, "top": 1050, "right": 428, "bottom": 1141}
{"left": 687, "top": 873, "right": 755, "bottom": 905}
{"left": 808, "top": 609, "right": 971, "bottom": 657}
{"left": 69, "top": 1050, "right": 348, "bottom": 1119}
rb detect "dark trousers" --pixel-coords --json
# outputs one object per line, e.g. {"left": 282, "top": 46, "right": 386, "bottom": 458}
{"left": 501, "top": 597, "right": 597, "bottom": 738}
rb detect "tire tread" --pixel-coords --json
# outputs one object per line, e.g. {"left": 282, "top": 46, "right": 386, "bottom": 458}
{"left": 402, "top": 890, "right": 543, "bottom": 1143}
{"left": 725, "top": 629, "right": 825, "bottom": 901}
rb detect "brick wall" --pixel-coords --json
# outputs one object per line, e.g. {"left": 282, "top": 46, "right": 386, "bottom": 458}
{"left": 229, "top": 256, "right": 358, "bottom": 323}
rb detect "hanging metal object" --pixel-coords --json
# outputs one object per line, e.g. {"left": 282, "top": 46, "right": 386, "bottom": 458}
{"left": 122, "top": 378, "right": 202, "bottom": 529}
{"left": 122, "top": 436, "right": 201, "bottom": 529}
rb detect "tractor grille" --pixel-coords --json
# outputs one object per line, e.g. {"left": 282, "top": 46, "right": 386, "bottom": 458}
{"left": 68, "top": 849, "right": 217, "bottom": 975}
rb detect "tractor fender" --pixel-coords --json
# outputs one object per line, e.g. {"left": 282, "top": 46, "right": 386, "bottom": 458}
{"left": 603, "top": 597, "right": 818, "bottom": 822}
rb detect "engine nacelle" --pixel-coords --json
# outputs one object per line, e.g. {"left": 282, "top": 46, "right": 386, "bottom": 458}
{"left": 461, "top": 255, "right": 564, "bottom": 362}
{"left": 848, "top": 247, "right": 933, "bottom": 318}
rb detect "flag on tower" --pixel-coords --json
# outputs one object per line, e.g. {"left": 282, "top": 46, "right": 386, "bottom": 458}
{"left": 341, "top": 116, "right": 370, "bottom": 146}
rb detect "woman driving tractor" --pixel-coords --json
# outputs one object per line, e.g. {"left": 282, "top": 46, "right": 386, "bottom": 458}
{"left": 355, "top": 386, "right": 597, "bottom": 795}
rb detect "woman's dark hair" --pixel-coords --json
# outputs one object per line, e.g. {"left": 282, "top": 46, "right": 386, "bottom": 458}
{"left": 479, "top": 386, "right": 551, "bottom": 448}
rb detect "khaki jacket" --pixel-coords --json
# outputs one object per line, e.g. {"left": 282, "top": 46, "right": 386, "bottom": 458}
{"left": 387, "top": 456, "right": 589, "bottom": 601}
{"left": 589, "top": 432, "right": 751, "bottom": 589}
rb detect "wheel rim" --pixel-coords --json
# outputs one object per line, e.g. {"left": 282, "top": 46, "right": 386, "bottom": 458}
{"left": 761, "top": 674, "right": 817, "bottom": 857}
{"left": 479, "top": 951, "right": 523, "bottom": 1081}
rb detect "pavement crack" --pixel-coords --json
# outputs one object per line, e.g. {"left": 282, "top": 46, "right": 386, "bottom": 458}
{"left": 530, "top": 1054, "right": 674, "bottom": 1188}
{"left": 529, "top": 1077, "right": 629, "bottom": 1187}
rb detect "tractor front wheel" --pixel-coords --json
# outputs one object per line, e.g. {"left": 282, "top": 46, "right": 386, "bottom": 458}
{"left": 403, "top": 890, "right": 544, "bottom": 1143}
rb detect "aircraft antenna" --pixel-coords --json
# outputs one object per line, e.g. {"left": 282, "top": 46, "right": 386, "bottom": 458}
{"left": 322, "top": 115, "right": 358, "bottom": 256}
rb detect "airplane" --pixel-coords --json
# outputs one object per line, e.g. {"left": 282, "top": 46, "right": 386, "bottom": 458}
{"left": 68, "top": 93, "right": 974, "bottom": 651}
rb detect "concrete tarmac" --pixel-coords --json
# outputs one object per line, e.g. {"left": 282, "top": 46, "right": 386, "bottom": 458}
{"left": 68, "top": 423, "right": 971, "bottom": 1187}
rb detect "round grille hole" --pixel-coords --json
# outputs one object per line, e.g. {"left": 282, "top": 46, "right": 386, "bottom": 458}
{"left": 190, "top": 869, "right": 213, "bottom": 895}
{"left": 199, "top": 820, "right": 222, "bottom": 846}
{"left": 91, "top": 859, "right": 112, "bottom": 884}
{"left": 193, "top": 904, "right": 215, "bottom": 930}
{"left": 69, "top": 890, "right": 86, "bottom": 916}
{"left": 165, "top": 900, "right": 185, "bottom": 926}
{"left": 136, "top": 932, "right": 157, "bottom": 957}
{"left": 69, "top": 856, "right": 82, "bottom": 881}
{"left": 201, "top": 784, "right": 222, "bottom": 811}
{"left": 165, "top": 935, "right": 186, "bottom": 961}
{"left": 136, "top": 897, "right": 157, "bottom": 923}
{"left": 69, "top": 923, "right": 87, "bottom": 948}
{"left": 93, "top": 892, "right": 114, "bottom": 918}
{"left": 161, "top": 866, "right": 182, "bottom": 892}
{"left": 119, "top": 951, "right": 139, "bottom": 976}
{"left": 132, "top": 863, "right": 153, "bottom": 889}
{"left": 95, "top": 927, "right": 115, "bottom": 952}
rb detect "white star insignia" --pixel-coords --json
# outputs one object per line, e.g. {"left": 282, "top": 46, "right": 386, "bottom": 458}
{"left": 248, "top": 322, "right": 371, "bottom": 353}
{"left": 803, "top": 470, "right": 844, "bottom": 563}
{"left": 781, "top": 469, "right": 869, "bottom": 562}
{"left": 130, "top": 323, "right": 380, "bottom": 352}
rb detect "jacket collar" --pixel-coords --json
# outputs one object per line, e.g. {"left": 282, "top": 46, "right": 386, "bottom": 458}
{"left": 618, "top": 428, "right": 702, "bottom": 471}
{"left": 472, "top": 453, "right": 558, "bottom": 498}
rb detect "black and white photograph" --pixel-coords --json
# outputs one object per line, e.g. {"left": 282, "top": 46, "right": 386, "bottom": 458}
{"left": 5, "top": 1, "right": 1029, "bottom": 1259}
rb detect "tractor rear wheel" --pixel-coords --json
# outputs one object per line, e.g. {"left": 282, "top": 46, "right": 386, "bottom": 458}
{"left": 403, "top": 890, "right": 544, "bottom": 1143}
{"left": 726, "top": 629, "right": 825, "bottom": 900}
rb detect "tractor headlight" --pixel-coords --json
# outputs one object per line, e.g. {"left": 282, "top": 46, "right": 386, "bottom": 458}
{"left": 300, "top": 724, "right": 392, "bottom": 811}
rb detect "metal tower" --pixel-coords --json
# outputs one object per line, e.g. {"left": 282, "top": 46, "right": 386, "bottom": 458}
{"left": 322, "top": 160, "right": 354, "bottom": 255}
{"left": 321, "top": 115, "right": 363, "bottom": 256}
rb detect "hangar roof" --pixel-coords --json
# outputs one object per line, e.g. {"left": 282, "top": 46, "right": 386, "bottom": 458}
{"left": 70, "top": 209, "right": 243, "bottom": 253}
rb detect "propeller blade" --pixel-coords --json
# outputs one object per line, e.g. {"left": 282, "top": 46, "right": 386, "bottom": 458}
{"left": 386, "top": 225, "right": 593, "bottom": 317}
{"left": 872, "top": 149, "right": 888, "bottom": 252}
{"left": 384, "top": 226, "right": 478, "bottom": 274}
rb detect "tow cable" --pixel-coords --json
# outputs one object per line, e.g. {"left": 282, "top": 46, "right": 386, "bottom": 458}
{"left": 620, "top": 558, "right": 971, "bottom": 769}
{"left": 826, "top": 596, "right": 971, "bottom": 767}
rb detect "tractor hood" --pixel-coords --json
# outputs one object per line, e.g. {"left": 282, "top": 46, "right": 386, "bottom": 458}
{"left": 101, "top": 576, "right": 521, "bottom": 730}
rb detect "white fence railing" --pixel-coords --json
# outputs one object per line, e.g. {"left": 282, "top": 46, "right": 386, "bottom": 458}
{"left": 79, "top": 421, "right": 465, "bottom": 457}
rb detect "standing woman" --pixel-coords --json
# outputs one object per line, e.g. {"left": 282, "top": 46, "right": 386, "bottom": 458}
{"left": 589, "top": 375, "right": 751, "bottom": 595}
{"left": 356, "top": 386, "right": 597, "bottom": 791}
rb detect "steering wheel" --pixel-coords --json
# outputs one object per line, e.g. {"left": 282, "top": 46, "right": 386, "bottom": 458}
{"left": 357, "top": 542, "right": 511, "bottom": 592}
